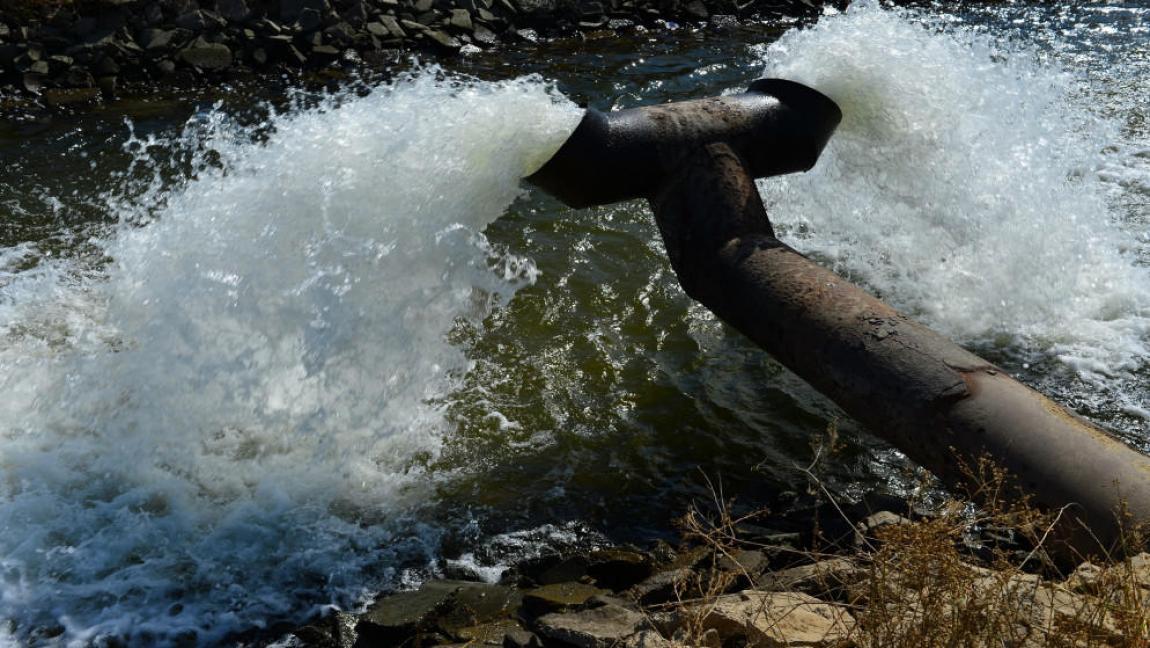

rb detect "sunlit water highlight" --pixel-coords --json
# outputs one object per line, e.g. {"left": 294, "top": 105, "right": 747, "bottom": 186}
{"left": 0, "top": 71, "right": 580, "bottom": 644}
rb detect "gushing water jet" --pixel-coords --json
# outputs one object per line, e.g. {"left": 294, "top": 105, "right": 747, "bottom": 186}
{"left": 526, "top": 79, "right": 1150, "bottom": 558}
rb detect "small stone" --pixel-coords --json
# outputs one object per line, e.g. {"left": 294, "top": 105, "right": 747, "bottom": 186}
{"left": 424, "top": 29, "right": 460, "bottom": 49}
{"left": 472, "top": 24, "right": 497, "bottom": 43}
{"left": 379, "top": 16, "right": 407, "bottom": 37}
{"left": 503, "top": 629, "right": 541, "bottom": 648}
{"left": 178, "top": 39, "right": 233, "bottom": 69}
{"left": 22, "top": 73, "right": 43, "bottom": 94}
{"left": 523, "top": 582, "right": 606, "bottom": 615}
{"left": 29, "top": 60, "right": 50, "bottom": 75}
{"left": 448, "top": 8, "right": 473, "bottom": 31}
{"left": 459, "top": 43, "right": 482, "bottom": 55}
{"left": 47, "top": 54, "right": 74, "bottom": 68}
{"left": 587, "top": 549, "right": 654, "bottom": 592}
{"left": 139, "top": 28, "right": 176, "bottom": 50}
{"left": 311, "top": 44, "right": 341, "bottom": 57}
{"left": 629, "top": 568, "right": 695, "bottom": 606}
{"left": 1066, "top": 561, "right": 1104, "bottom": 594}
{"left": 414, "top": 0, "right": 435, "bottom": 12}
{"left": 251, "top": 47, "right": 268, "bottom": 64}
{"left": 535, "top": 605, "right": 648, "bottom": 648}
{"left": 456, "top": 619, "right": 524, "bottom": 645}
{"left": 154, "top": 58, "right": 177, "bottom": 75}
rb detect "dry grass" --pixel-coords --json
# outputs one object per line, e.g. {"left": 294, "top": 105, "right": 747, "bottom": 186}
{"left": 659, "top": 448, "right": 1150, "bottom": 647}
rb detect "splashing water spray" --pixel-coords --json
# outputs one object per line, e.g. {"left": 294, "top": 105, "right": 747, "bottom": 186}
{"left": 526, "top": 78, "right": 1150, "bottom": 559}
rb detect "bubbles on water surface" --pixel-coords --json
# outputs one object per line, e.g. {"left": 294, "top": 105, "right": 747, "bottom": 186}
{"left": 0, "top": 69, "right": 581, "bottom": 644}
{"left": 755, "top": 0, "right": 1150, "bottom": 426}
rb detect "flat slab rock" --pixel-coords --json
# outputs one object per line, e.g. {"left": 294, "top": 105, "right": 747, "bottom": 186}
{"left": 696, "top": 590, "right": 856, "bottom": 647}
{"left": 535, "top": 604, "right": 652, "bottom": 648}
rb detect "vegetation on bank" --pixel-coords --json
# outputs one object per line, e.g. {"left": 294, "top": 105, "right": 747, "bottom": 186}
{"left": 295, "top": 449, "right": 1150, "bottom": 647}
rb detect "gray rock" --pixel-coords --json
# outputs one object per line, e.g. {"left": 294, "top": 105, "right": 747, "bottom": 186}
{"left": 472, "top": 24, "right": 496, "bottom": 43}
{"left": 178, "top": 38, "right": 232, "bottom": 69}
{"left": 399, "top": 19, "right": 428, "bottom": 33}
{"left": 154, "top": 58, "right": 177, "bottom": 75}
{"left": 523, "top": 582, "right": 606, "bottom": 615}
{"left": 414, "top": 0, "right": 435, "bottom": 12}
{"left": 139, "top": 28, "right": 177, "bottom": 50}
{"left": 22, "top": 72, "right": 43, "bottom": 94}
{"left": 448, "top": 9, "right": 473, "bottom": 31}
{"left": 253, "top": 17, "right": 284, "bottom": 34}
{"left": 459, "top": 43, "right": 482, "bottom": 55}
{"left": 535, "top": 605, "right": 649, "bottom": 648}
{"left": 0, "top": 23, "right": 10, "bottom": 40}
{"left": 503, "top": 629, "right": 541, "bottom": 647}
{"left": 356, "top": 581, "right": 518, "bottom": 645}
{"left": 629, "top": 568, "right": 695, "bottom": 605}
{"left": 323, "top": 21, "right": 356, "bottom": 44}
{"left": 378, "top": 16, "right": 407, "bottom": 37}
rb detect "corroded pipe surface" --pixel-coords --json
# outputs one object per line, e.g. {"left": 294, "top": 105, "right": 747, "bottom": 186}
{"left": 526, "top": 79, "right": 1150, "bottom": 556}
{"left": 526, "top": 79, "right": 842, "bottom": 209}
{"left": 648, "top": 143, "right": 1150, "bottom": 556}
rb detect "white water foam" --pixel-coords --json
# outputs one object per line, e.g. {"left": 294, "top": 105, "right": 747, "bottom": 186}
{"left": 0, "top": 70, "right": 580, "bottom": 644}
{"left": 756, "top": 1, "right": 1150, "bottom": 385}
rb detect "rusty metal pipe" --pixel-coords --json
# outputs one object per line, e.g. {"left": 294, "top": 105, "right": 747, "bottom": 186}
{"left": 526, "top": 80, "right": 1150, "bottom": 556}
{"left": 526, "top": 79, "right": 842, "bottom": 209}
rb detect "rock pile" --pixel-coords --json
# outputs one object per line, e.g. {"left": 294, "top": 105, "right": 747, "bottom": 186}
{"left": 287, "top": 499, "right": 1150, "bottom": 647}
{"left": 0, "top": 0, "right": 834, "bottom": 100}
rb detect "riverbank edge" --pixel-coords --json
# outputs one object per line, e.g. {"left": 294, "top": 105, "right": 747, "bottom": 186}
{"left": 278, "top": 487, "right": 1150, "bottom": 648}
{"left": 0, "top": 0, "right": 838, "bottom": 111}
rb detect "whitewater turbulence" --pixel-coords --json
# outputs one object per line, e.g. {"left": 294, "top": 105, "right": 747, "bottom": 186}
{"left": 0, "top": 70, "right": 580, "bottom": 644}
{"left": 755, "top": 0, "right": 1150, "bottom": 418}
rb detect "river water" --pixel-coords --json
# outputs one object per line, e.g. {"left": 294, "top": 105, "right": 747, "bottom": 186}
{"left": 1, "top": 1, "right": 1147, "bottom": 644}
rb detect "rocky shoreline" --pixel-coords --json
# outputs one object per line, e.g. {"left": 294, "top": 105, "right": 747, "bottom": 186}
{"left": 284, "top": 494, "right": 1150, "bottom": 647}
{"left": 0, "top": 0, "right": 838, "bottom": 109}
